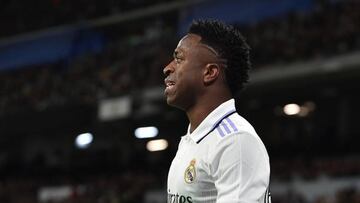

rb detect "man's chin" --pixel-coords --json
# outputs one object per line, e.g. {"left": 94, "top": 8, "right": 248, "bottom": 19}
{"left": 166, "top": 96, "right": 179, "bottom": 107}
{"left": 166, "top": 97, "right": 175, "bottom": 106}
{"left": 166, "top": 98, "right": 188, "bottom": 111}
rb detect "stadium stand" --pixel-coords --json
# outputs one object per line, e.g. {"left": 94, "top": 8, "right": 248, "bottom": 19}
{"left": 1, "top": 0, "right": 360, "bottom": 115}
{"left": 0, "top": 0, "right": 174, "bottom": 38}
{"left": 0, "top": 0, "right": 359, "bottom": 202}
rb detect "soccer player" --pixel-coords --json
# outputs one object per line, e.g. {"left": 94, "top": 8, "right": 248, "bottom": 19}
{"left": 164, "top": 19, "right": 271, "bottom": 203}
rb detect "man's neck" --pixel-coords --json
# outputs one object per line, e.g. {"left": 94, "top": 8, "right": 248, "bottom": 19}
{"left": 186, "top": 95, "right": 232, "bottom": 133}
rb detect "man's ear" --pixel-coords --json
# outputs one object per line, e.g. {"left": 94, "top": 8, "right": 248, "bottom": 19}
{"left": 203, "top": 63, "right": 221, "bottom": 85}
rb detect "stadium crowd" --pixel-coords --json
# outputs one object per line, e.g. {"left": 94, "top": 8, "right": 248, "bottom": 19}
{"left": 0, "top": 158, "right": 359, "bottom": 203}
{"left": 0, "top": 0, "right": 359, "bottom": 202}
{"left": 272, "top": 157, "right": 360, "bottom": 180}
{"left": 1, "top": 0, "right": 360, "bottom": 116}
{"left": 0, "top": 37, "right": 173, "bottom": 115}
{"left": 0, "top": 0, "right": 173, "bottom": 38}
{"left": 242, "top": 0, "right": 360, "bottom": 66}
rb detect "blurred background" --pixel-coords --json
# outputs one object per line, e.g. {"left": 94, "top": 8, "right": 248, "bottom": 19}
{"left": 0, "top": 0, "right": 359, "bottom": 202}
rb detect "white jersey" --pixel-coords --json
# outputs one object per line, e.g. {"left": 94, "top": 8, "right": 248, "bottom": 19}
{"left": 167, "top": 99, "right": 271, "bottom": 203}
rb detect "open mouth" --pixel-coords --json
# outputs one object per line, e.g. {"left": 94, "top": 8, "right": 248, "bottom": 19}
{"left": 164, "top": 79, "right": 175, "bottom": 93}
{"left": 165, "top": 80, "right": 175, "bottom": 88}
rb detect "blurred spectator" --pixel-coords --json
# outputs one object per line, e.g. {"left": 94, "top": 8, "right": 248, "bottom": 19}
{"left": 0, "top": 0, "right": 174, "bottom": 38}
{"left": 1, "top": 0, "right": 360, "bottom": 116}
{"left": 241, "top": 0, "right": 360, "bottom": 66}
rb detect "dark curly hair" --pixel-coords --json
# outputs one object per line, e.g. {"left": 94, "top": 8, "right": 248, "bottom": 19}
{"left": 188, "top": 19, "right": 251, "bottom": 96}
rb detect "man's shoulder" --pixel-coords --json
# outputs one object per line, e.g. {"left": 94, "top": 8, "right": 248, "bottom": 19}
{"left": 210, "top": 112, "right": 258, "bottom": 140}
{"left": 207, "top": 113, "right": 269, "bottom": 163}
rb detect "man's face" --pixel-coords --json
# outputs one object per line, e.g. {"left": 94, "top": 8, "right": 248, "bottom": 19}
{"left": 163, "top": 34, "right": 215, "bottom": 110}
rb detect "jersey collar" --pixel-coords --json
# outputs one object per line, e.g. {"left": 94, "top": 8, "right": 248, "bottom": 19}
{"left": 186, "top": 99, "right": 236, "bottom": 143}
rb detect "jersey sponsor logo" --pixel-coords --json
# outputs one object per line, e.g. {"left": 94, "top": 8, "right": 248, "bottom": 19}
{"left": 184, "top": 159, "right": 196, "bottom": 184}
{"left": 167, "top": 192, "right": 193, "bottom": 203}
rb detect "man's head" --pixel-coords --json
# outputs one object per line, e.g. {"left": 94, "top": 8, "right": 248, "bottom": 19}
{"left": 188, "top": 19, "right": 251, "bottom": 95}
{"left": 163, "top": 19, "right": 251, "bottom": 110}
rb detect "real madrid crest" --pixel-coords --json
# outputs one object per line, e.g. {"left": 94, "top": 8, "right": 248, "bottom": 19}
{"left": 184, "top": 159, "right": 196, "bottom": 184}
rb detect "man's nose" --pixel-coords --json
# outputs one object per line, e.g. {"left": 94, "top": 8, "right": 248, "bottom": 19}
{"left": 163, "top": 61, "right": 174, "bottom": 76}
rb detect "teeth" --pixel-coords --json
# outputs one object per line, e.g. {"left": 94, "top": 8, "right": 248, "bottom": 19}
{"left": 166, "top": 82, "right": 175, "bottom": 87}
{"left": 165, "top": 79, "right": 175, "bottom": 88}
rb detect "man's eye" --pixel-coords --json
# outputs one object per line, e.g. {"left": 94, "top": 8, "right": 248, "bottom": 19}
{"left": 175, "top": 57, "right": 182, "bottom": 63}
